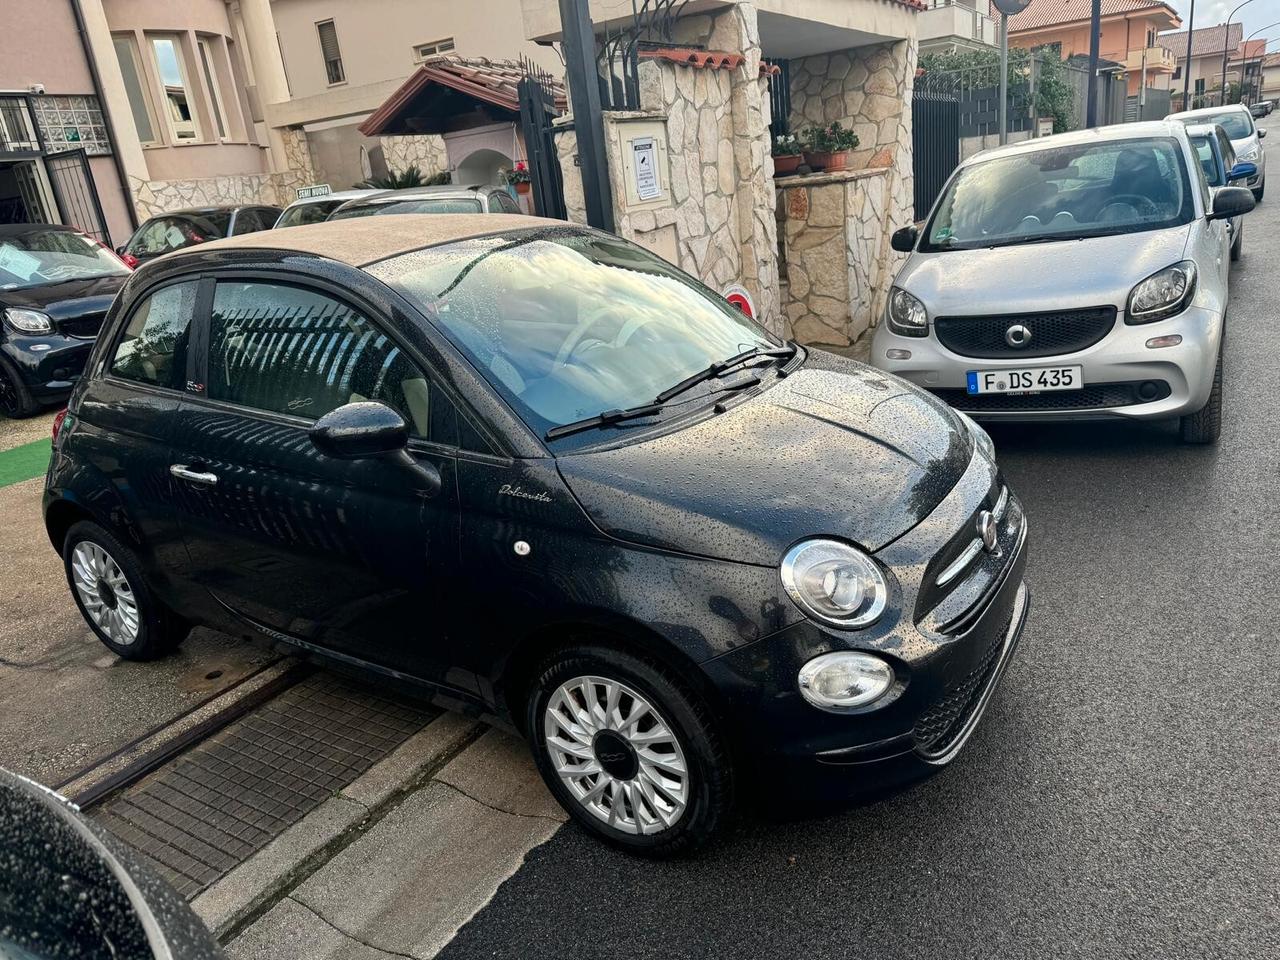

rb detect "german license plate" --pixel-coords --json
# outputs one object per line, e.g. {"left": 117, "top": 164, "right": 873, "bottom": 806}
{"left": 966, "top": 366, "right": 1082, "bottom": 395}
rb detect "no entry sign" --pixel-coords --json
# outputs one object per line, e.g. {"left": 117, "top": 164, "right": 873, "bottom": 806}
{"left": 722, "top": 284, "right": 755, "bottom": 318}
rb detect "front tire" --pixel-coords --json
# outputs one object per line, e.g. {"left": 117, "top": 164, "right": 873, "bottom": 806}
{"left": 1230, "top": 220, "right": 1243, "bottom": 261}
{"left": 1180, "top": 346, "right": 1223, "bottom": 444}
{"left": 527, "top": 645, "right": 734, "bottom": 856}
{"left": 62, "top": 521, "right": 187, "bottom": 660}
{"left": 0, "top": 358, "right": 38, "bottom": 418}
{"left": 1253, "top": 181, "right": 1264, "bottom": 202}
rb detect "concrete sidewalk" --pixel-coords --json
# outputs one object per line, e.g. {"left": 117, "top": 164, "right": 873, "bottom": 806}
{"left": 222, "top": 728, "right": 565, "bottom": 960}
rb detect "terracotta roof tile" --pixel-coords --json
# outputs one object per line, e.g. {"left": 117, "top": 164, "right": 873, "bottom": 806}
{"left": 1009, "top": 0, "right": 1179, "bottom": 34}
{"left": 1159, "top": 23, "right": 1243, "bottom": 60}
{"left": 638, "top": 47, "right": 781, "bottom": 75}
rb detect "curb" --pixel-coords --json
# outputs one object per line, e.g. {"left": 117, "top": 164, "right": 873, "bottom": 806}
{"left": 191, "top": 711, "right": 483, "bottom": 941}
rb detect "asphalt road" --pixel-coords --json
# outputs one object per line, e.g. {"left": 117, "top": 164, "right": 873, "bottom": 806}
{"left": 441, "top": 124, "right": 1280, "bottom": 959}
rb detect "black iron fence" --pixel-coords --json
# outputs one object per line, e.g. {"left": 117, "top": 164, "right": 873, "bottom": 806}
{"left": 912, "top": 76, "right": 960, "bottom": 219}
{"left": 517, "top": 58, "right": 567, "bottom": 221}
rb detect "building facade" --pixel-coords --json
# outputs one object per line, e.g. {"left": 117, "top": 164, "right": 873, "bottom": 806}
{"left": 1160, "top": 23, "right": 1258, "bottom": 109}
{"left": 917, "top": 0, "right": 998, "bottom": 57}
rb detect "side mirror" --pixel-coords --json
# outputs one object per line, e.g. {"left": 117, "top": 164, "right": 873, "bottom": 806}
{"left": 1227, "top": 160, "right": 1258, "bottom": 182}
{"left": 310, "top": 401, "right": 442, "bottom": 497}
{"left": 1258, "top": 128, "right": 1267, "bottom": 138}
{"left": 890, "top": 225, "right": 919, "bottom": 253}
{"left": 0, "top": 768, "right": 223, "bottom": 959}
{"left": 1208, "top": 185, "right": 1256, "bottom": 221}
{"left": 310, "top": 400, "right": 408, "bottom": 460}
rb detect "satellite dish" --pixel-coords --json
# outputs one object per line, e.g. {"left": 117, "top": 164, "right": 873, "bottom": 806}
{"left": 991, "top": 0, "right": 1032, "bottom": 14}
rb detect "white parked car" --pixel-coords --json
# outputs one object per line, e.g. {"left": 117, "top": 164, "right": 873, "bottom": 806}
{"left": 1168, "top": 104, "right": 1266, "bottom": 201}
{"left": 274, "top": 189, "right": 383, "bottom": 228}
{"left": 872, "top": 122, "right": 1255, "bottom": 443}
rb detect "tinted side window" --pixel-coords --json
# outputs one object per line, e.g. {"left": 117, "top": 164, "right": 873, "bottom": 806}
{"left": 109, "top": 281, "right": 198, "bottom": 388}
{"left": 231, "top": 209, "right": 264, "bottom": 235}
{"left": 493, "top": 191, "right": 521, "bottom": 214}
{"left": 207, "top": 281, "right": 433, "bottom": 437}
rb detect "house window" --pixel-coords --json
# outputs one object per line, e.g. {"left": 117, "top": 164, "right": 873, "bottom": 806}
{"left": 316, "top": 20, "right": 345, "bottom": 85}
{"left": 413, "top": 38, "right": 455, "bottom": 62}
{"left": 112, "top": 35, "right": 159, "bottom": 145}
{"left": 197, "top": 38, "right": 228, "bottom": 140}
{"left": 150, "top": 35, "right": 199, "bottom": 141}
{"left": 1195, "top": 77, "right": 1206, "bottom": 95}
{"left": 1173, "top": 65, "right": 1182, "bottom": 79}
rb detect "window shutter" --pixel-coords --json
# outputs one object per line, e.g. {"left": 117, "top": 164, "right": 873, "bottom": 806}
{"left": 317, "top": 22, "right": 341, "bottom": 63}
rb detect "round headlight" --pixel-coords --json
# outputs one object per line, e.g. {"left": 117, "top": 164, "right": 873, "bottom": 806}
{"left": 780, "top": 539, "right": 887, "bottom": 629}
{"left": 798, "top": 651, "right": 894, "bottom": 710}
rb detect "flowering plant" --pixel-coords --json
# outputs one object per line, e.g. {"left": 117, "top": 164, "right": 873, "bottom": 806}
{"left": 506, "top": 161, "right": 532, "bottom": 184}
{"left": 771, "top": 133, "right": 802, "bottom": 157}
{"left": 803, "top": 122, "right": 859, "bottom": 154}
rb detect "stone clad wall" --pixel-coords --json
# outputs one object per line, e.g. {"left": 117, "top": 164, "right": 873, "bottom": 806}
{"left": 381, "top": 135, "right": 450, "bottom": 179}
{"left": 280, "top": 127, "right": 317, "bottom": 185}
{"left": 129, "top": 170, "right": 306, "bottom": 220}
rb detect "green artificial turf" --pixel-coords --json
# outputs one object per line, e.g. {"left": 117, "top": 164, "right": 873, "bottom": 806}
{"left": 0, "top": 439, "right": 51, "bottom": 489}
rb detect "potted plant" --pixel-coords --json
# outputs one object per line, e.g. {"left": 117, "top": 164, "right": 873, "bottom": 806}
{"left": 507, "top": 161, "right": 533, "bottom": 195}
{"left": 803, "top": 122, "right": 860, "bottom": 172}
{"left": 771, "top": 134, "right": 803, "bottom": 176}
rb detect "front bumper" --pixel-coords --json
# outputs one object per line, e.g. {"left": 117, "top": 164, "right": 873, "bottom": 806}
{"left": 702, "top": 453, "right": 1030, "bottom": 803}
{"left": 1, "top": 335, "right": 95, "bottom": 401}
{"left": 870, "top": 304, "right": 1221, "bottom": 422}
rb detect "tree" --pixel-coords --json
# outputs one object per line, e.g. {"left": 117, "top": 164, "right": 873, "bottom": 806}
{"left": 918, "top": 46, "right": 1074, "bottom": 134}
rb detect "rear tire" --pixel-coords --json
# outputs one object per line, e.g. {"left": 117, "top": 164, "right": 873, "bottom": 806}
{"left": 1230, "top": 220, "right": 1244, "bottom": 261}
{"left": 1180, "top": 346, "right": 1223, "bottom": 444}
{"left": 0, "top": 358, "right": 38, "bottom": 419}
{"left": 62, "top": 520, "right": 187, "bottom": 660}
{"left": 526, "top": 644, "right": 734, "bottom": 857}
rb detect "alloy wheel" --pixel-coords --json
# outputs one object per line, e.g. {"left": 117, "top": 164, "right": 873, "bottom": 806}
{"left": 0, "top": 366, "right": 19, "bottom": 417}
{"left": 543, "top": 675, "right": 690, "bottom": 835}
{"left": 70, "top": 541, "right": 140, "bottom": 646}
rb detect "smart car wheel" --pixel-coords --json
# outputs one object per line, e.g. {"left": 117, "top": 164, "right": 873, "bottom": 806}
{"left": 0, "top": 359, "right": 37, "bottom": 419}
{"left": 1231, "top": 221, "right": 1243, "bottom": 261}
{"left": 62, "top": 521, "right": 186, "bottom": 661}
{"left": 528, "top": 646, "right": 733, "bottom": 856}
{"left": 1180, "top": 346, "right": 1223, "bottom": 444}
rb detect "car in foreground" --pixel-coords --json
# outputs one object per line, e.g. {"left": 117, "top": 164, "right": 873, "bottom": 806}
{"left": 120, "top": 204, "right": 282, "bottom": 265}
{"left": 45, "top": 215, "right": 1029, "bottom": 855}
{"left": 0, "top": 224, "right": 132, "bottom": 417}
{"left": 1187, "top": 122, "right": 1258, "bottom": 261}
{"left": 274, "top": 188, "right": 383, "bottom": 228}
{"left": 326, "top": 184, "right": 523, "bottom": 219}
{"left": 874, "top": 122, "right": 1254, "bottom": 444}
{"left": 1169, "top": 103, "right": 1266, "bottom": 200}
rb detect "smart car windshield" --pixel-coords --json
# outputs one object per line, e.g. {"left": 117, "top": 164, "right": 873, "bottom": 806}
{"left": 329, "top": 198, "right": 484, "bottom": 220}
{"left": 1181, "top": 111, "right": 1253, "bottom": 139}
{"left": 0, "top": 230, "right": 129, "bottom": 291}
{"left": 923, "top": 136, "right": 1194, "bottom": 251}
{"left": 373, "top": 230, "right": 779, "bottom": 435}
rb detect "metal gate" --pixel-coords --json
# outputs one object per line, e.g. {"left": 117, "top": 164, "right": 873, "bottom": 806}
{"left": 46, "top": 148, "right": 108, "bottom": 243}
{"left": 517, "top": 59, "right": 567, "bottom": 221}
{"left": 912, "top": 78, "right": 960, "bottom": 220}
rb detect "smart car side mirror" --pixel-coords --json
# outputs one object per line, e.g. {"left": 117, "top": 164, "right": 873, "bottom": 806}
{"left": 1259, "top": 129, "right": 1267, "bottom": 138}
{"left": 310, "top": 401, "right": 442, "bottom": 497}
{"left": 1227, "top": 161, "right": 1258, "bottom": 182}
{"left": 890, "top": 225, "right": 918, "bottom": 253}
{"left": 1209, "top": 186, "right": 1256, "bottom": 220}
{"left": 0, "top": 768, "right": 223, "bottom": 959}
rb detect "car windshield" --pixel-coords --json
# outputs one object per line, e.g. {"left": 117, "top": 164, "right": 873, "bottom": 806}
{"left": 329, "top": 198, "right": 484, "bottom": 220}
{"left": 0, "top": 230, "right": 129, "bottom": 291}
{"left": 1182, "top": 111, "right": 1253, "bottom": 139}
{"left": 275, "top": 200, "right": 342, "bottom": 228}
{"left": 1190, "top": 136, "right": 1223, "bottom": 186}
{"left": 923, "top": 136, "right": 1193, "bottom": 251}
{"left": 372, "top": 230, "right": 779, "bottom": 435}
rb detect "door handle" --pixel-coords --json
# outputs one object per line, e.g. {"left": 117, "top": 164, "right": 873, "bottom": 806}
{"left": 170, "top": 464, "right": 219, "bottom": 486}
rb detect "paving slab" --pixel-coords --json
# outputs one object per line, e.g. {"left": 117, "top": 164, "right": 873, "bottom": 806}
{"left": 225, "top": 897, "right": 393, "bottom": 960}
{"left": 0, "top": 478, "right": 278, "bottom": 784}
{"left": 434, "top": 728, "right": 567, "bottom": 822}
{"left": 233, "top": 780, "right": 560, "bottom": 959}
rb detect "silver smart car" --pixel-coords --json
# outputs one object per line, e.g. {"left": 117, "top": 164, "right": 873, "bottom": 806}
{"left": 872, "top": 122, "right": 1256, "bottom": 443}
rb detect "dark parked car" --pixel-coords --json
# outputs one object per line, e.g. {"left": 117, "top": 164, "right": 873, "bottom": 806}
{"left": 45, "top": 215, "right": 1030, "bottom": 855}
{"left": 327, "top": 184, "right": 523, "bottom": 219}
{"left": 120, "top": 205, "right": 282, "bottom": 265}
{"left": 0, "top": 224, "right": 132, "bottom": 418}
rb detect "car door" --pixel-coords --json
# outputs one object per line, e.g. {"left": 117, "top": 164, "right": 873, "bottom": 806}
{"left": 169, "top": 274, "right": 465, "bottom": 686}
{"left": 70, "top": 278, "right": 203, "bottom": 592}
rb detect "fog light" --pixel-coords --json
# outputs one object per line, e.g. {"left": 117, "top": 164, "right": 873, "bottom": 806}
{"left": 1145, "top": 335, "right": 1182, "bottom": 349}
{"left": 886, "top": 348, "right": 912, "bottom": 360}
{"left": 797, "top": 651, "right": 894, "bottom": 711}
{"left": 1137, "top": 380, "right": 1161, "bottom": 400}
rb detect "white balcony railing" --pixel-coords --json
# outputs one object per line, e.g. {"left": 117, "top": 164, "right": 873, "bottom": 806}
{"left": 918, "top": 0, "right": 999, "bottom": 46}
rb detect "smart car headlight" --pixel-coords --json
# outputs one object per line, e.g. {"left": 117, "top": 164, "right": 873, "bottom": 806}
{"left": 1126, "top": 261, "right": 1196, "bottom": 324}
{"left": 3, "top": 308, "right": 53, "bottom": 335}
{"left": 886, "top": 286, "right": 928, "bottom": 337}
{"left": 798, "top": 651, "right": 894, "bottom": 711}
{"left": 780, "top": 539, "right": 887, "bottom": 629}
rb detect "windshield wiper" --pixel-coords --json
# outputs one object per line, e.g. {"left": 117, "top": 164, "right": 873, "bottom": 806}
{"left": 545, "top": 403, "right": 665, "bottom": 441}
{"left": 654, "top": 344, "right": 796, "bottom": 405}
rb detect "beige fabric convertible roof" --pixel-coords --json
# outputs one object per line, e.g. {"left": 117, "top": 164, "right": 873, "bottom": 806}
{"left": 188, "top": 214, "right": 568, "bottom": 267}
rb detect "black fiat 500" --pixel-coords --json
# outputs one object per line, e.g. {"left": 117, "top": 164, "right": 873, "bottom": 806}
{"left": 44, "top": 215, "right": 1029, "bottom": 855}
{"left": 0, "top": 224, "right": 132, "bottom": 418}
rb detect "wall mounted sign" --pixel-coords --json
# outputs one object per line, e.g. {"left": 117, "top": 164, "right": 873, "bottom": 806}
{"left": 631, "top": 137, "right": 661, "bottom": 201}
{"left": 722, "top": 283, "right": 756, "bottom": 318}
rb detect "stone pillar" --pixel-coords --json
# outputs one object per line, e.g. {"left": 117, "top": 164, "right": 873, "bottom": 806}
{"left": 235, "top": 0, "right": 292, "bottom": 172}
{"left": 75, "top": 0, "right": 150, "bottom": 188}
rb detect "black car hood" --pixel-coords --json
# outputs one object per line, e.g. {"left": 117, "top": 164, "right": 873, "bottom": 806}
{"left": 0, "top": 274, "right": 126, "bottom": 322}
{"left": 556, "top": 350, "right": 973, "bottom": 566}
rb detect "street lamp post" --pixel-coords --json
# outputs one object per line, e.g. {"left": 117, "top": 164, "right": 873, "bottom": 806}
{"left": 1221, "top": 0, "right": 1257, "bottom": 106}
{"left": 1183, "top": 0, "right": 1196, "bottom": 107}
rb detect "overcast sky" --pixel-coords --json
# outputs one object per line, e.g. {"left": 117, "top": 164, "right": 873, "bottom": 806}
{"left": 1165, "top": 0, "right": 1280, "bottom": 48}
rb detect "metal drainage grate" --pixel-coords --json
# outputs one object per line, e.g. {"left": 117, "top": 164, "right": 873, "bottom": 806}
{"left": 92, "top": 672, "right": 435, "bottom": 899}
